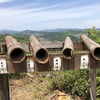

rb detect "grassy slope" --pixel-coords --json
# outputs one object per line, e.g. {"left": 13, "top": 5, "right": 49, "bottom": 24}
{"left": 42, "top": 30, "right": 85, "bottom": 42}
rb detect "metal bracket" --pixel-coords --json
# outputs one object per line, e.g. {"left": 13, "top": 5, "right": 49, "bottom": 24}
{"left": 53, "top": 57, "right": 61, "bottom": 70}
{"left": 0, "top": 59, "right": 8, "bottom": 73}
{"left": 80, "top": 55, "right": 89, "bottom": 69}
{"left": 27, "top": 58, "right": 34, "bottom": 72}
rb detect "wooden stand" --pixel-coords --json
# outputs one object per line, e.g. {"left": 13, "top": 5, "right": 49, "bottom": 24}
{"left": 0, "top": 41, "right": 99, "bottom": 100}
{"left": 90, "top": 69, "right": 96, "bottom": 100}
{"left": 85, "top": 69, "right": 97, "bottom": 100}
{"left": 0, "top": 74, "right": 10, "bottom": 100}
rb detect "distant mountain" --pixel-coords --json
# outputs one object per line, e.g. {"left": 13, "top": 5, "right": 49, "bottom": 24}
{"left": 41, "top": 28, "right": 68, "bottom": 32}
{"left": 0, "top": 28, "right": 86, "bottom": 34}
{"left": 15, "top": 30, "right": 44, "bottom": 37}
{"left": 41, "top": 28, "right": 86, "bottom": 32}
{"left": 96, "top": 28, "right": 100, "bottom": 30}
{"left": 42, "top": 30, "right": 86, "bottom": 42}
{"left": 18, "top": 30, "right": 38, "bottom": 34}
{"left": 0, "top": 28, "right": 87, "bottom": 42}
{"left": 0, "top": 29, "right": 19, "bottom": 34}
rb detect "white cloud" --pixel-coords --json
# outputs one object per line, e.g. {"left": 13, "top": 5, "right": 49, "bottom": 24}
{"left": 0, "top": 0, "right": 13, "bottom": 3}
{"left": 0, "top": 2, "right": 100, "bottom": 30}
{"left": 82, "top": 19, "right": 100, "bottom": 28}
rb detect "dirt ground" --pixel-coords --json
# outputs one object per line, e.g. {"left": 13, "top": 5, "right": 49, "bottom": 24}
{"left": 9, "top": 73, "right": 82, "bottom": 100}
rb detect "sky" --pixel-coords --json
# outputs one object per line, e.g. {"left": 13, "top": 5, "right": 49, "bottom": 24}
{"left": 0, "top": 0, "right": 100, "bottom": 31}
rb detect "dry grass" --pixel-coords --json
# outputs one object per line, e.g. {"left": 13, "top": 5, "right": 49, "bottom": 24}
{"left": 9, "top": 73, "right": 82, "bottom": 100}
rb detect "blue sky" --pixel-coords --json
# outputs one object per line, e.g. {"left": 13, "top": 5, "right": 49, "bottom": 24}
{"left": 0, "top": 0, "right": 100, "bottom": 30}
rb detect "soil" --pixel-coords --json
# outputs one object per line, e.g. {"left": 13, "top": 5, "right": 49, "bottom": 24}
{"left": 9, "top": 73, "right": 82, "bottom": 100}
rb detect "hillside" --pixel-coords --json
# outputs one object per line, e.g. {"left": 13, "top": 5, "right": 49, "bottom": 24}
{"left": 0, "top": 29, "right": 19, "bottom": 34}
{"left": 42, "top": 30, "right": 85, "bottom": 42}
{"left": 0, "top": 29, "right": 87, "bottom": 42}
{"left": 15, "top": 29, "right": 86, "bottom": 42}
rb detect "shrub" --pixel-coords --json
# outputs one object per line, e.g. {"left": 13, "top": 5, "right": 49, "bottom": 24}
{"left": 50, "top": 70, "right": 90, "bottom": 96}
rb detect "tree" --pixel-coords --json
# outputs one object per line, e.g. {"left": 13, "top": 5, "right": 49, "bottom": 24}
{"left": 87, "top": 26, "right": 100, "bottom": 43}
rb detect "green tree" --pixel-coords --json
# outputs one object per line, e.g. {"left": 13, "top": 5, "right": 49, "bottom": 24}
{"left": 87, "top": 26, "right": 100, "bottom": 43}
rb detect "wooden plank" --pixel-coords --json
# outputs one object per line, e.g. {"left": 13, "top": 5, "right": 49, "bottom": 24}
{"left": 42, "top": 42, "right": 63, "bottom": 49}
{"left": 7, "top": 54, "right": 32, "bottom": 74}
{"left": 68, "top": 51, "right": 90, "bottom": 70}
{"left": 0, "top": 45, "right": 3, "bottom": 55}
{"left": 19, "top": 43, "right": 30, "bottom": 52}
{"left": 42, "top": 42, "right": 88, "bottom": 51}
{"left": 35, "top": 61, "right": 51, "bottom": 71}
{"left": 1, "top": 42, "right": 88, "bottom": 51}
{"left": 50, "top": 54, "right": 63, "bottom": 70}
{"left": 90, "top": 56, "right": 100, "bottom": 69}
{"left": 0, "top": 74, "right": 10, "bottom": 100}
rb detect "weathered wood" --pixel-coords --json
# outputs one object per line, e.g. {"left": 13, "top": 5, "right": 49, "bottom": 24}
{"left": 0, "top": 74, "right": 10, "bottom": 100}
{"left": 1, "top": 42, "right": 88, "bottom": 51}
{"left": 0, "top": 40, "right": 99, "bottom": 100}
{"left": 5, "top": 36, "right": 26, "bottom": 63}
{"left": 0, "top": 42, "right": 99, "bottom": 74}
{"left": 81, "top": 34, "right": 100, "bottom": 60}
{"left": 42, "top": 42, "right": 63, "bottom": 49}
{"left": 29, "top": 35, "right": 49, "bottom": 64}
{"left": 90, "top": 56, "right": 100, "bottom": 69}
{"left": 62, "top": 37, "right": 74, "bottom": 59}
{"left": 84, "top": 90, "right": 90, "bottom": 100}
{"left": 0, "top": 50, "right": 99, "bottom": 74}
{"left": 7, "top": 54, "right": 32, "bottom": 74}
{"left": 19, "top": 43, "right": 30, "bottom": 52}
{"left": 90, "top": 69, "right": 96, "bottom": 100}
{"left": 0, "top": 36, "right": 99, "bottom": 100}
{"left": 42, "top": 42, "right": 88, "bottom": 51}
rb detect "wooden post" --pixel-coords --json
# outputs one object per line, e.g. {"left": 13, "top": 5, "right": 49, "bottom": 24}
{"left": 84, "top": 90, "right": 90, "bottom": 100}
{"left": 0, "top": 74, "right": 10, "bottom": 100}
{"left": 90, "top": 69, "right": 96, "bottom": 100}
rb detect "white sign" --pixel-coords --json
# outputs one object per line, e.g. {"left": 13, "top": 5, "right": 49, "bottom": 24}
{"left": 0, "top": 59, "right": 7, "bottom": 73}
{"left": 80, "top": 55, "right": 89, "bottom": 69}
{"left": 53, "top": 57, "right": 61, "bottom": 70}
{"left": 27, "top": 58, "right": 34, "bottom": 72}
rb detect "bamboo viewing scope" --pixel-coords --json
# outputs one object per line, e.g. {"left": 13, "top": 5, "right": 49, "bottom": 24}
{"left": 29, "top": 35, "right": 49, "bottom": 64}
{"left": 5, "top": 34, "right": 100, "bottom": 64}
{"left": 62, "top": 37, "right": 74, "bottom": 59}
{"left": 5, "top": 36, "right": 26, "bottom": 63}
{"left": 81, "top": 34, "right": 100, "bottom": 60}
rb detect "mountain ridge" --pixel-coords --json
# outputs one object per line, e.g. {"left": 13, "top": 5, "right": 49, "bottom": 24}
{"left": 0, "top": 28, "right": 88, "bottom": 34}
